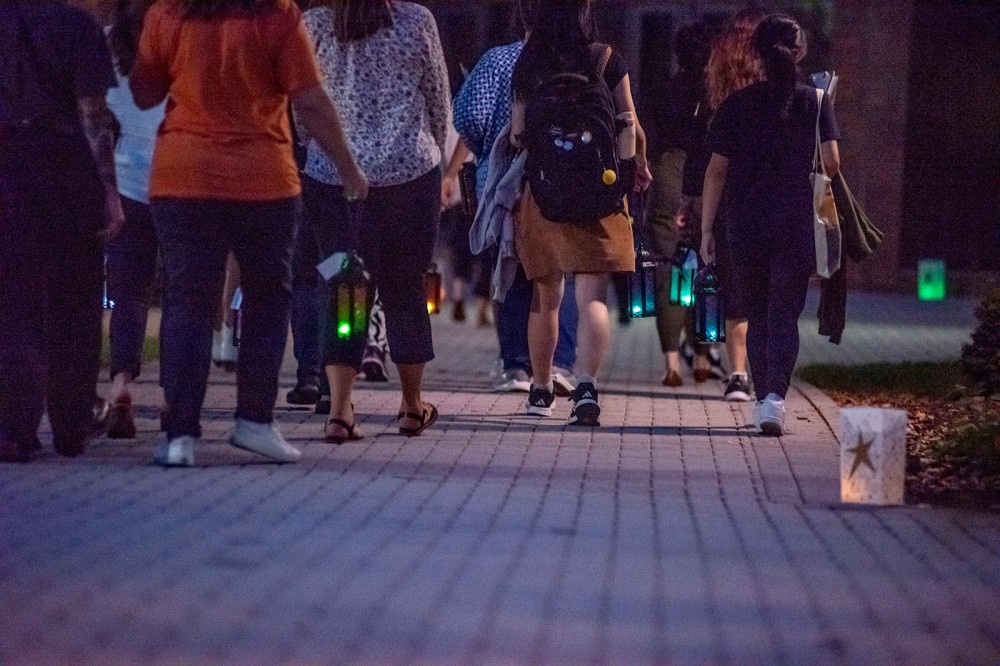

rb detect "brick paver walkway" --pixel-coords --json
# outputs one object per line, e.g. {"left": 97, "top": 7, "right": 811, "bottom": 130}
{"left": 2, "top": 291, "right": 998, "bottom": 664}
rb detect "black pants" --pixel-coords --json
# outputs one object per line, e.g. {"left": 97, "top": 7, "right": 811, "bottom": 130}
{"left": 732, "top": 214, "right": 814, "bottom": 400}
{"left": 0, "top": 133, "right": 104, "bottom": 450}
{"left": 303, "top": 169, "right": 439, "bottom": 371}
{"left": 106, "top": 196, "right": 158, "bottom": 381}
{"left": 152, "top": 197, "right": 298, "bottom": 440}
{"left": 441, "top": 205, "right": 489, "bottom": 298}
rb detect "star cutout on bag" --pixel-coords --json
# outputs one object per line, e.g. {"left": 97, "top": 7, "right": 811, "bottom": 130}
{"left": 847, "top": 434, "right": 876, "bottom": 478}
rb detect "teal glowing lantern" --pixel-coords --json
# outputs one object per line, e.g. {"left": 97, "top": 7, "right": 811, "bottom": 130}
{"left": 917, "top": 259, "right": 946, "bottom": 301}
{"left": 425, "top": 263, "right": 442, "bottom": 315}
{"left": 327, "top": 255, "right": 372, "bottom": 341}
{"left": 693, "top": 266, "right": 725, "bottom": 343}
{"left": 628, "top": 243, "right": 658, "bottom": 318}
{"left": 669, "top": 241, "right": 699, "bottom": 307}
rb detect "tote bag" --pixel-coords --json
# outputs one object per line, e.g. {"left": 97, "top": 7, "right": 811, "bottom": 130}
{"left": 810, "top": 88, "right": 841, "bottom": 278}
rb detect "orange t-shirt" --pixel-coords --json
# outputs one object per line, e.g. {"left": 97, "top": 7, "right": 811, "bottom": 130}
{"left": 132, "top": 0, "right": 321, "bottom": 201}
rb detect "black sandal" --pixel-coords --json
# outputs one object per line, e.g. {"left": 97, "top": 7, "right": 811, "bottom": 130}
{"left": 398, "top": 403, "right": 438, "bottom": 437}
{"left": 325, "top": 418, "right": 364, "bottom": 444}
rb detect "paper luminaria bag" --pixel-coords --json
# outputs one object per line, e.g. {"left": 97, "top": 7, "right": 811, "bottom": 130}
{"left": 839, "top": 407, "right": 908, "bottom": 505}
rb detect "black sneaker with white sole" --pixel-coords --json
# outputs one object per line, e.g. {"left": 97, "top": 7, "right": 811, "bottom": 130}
{"left": 724, "top": 373, "right": 753, "bottom": 402}
{"left": 526, "top": 384, "right": 555, "bottom": 416}
{"left": 568, "top": 382, "right": 600, "bottom": 427}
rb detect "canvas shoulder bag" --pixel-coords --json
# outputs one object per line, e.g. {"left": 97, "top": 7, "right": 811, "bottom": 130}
{"left": 811, "top": 88, "right": 841, "bottom": 278}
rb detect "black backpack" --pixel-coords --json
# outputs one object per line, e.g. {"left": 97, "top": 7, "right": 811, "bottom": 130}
{"left": 524, "top": 43, "right": 628, "bottom": 224}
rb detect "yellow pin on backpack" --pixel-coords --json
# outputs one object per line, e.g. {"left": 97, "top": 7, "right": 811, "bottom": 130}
{"left": 602, "top": 169, "right": 617, "bottom": 186}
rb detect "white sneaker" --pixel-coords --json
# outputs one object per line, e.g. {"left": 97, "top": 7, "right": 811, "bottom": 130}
{"left": 230, "top": 418, "right": 301, "bottom": 463}
{"left": 552, "top": 367, "right": 577, "bottom": 397}
{"left": 494, "top": 368, "right": 531, "bottom": 393}
{"left": 218, "top": 324, "right": 238, "bottom": 363}
{"left": 758, "top": 394, "right": 786, "bottom": 437}
{"left": 154, "top": 436, "right": 196, "bottom": 467}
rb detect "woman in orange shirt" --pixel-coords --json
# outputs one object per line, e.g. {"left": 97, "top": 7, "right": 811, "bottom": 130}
{"left": 131, "top": 0, "right": 368, "bottom": 467}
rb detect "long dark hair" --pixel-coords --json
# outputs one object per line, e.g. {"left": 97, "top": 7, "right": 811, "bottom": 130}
{"left": 311, "top": 0, "right": 393, "bottom": 42}
{"left": 172, "top": 0, "right": 279, "bottom": 19}
{"left": 512, "top": 0, "right": 597, "bottom": 100}
{"left": 108, "top": 0, "right": 156, "bottom": 77}
{"left": 752, "top": 14, "right": 807, "bottom": 118}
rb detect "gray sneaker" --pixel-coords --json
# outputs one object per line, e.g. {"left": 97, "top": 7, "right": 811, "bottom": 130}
{"left": 494, "top": 368, "right": 531, "bottom": 393}
{"left": 230, "top": 418, "right": 301, "bottom": 463}
{"left": 154, "top": 436, "right": 196, "bottom": 468}
{"left": 758, "top": 394, "right": 786, "bottom": 437}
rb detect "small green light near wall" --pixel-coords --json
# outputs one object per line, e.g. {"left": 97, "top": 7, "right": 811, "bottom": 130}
{"left": 918, "top": 259, "right": 946, "bottom": 301}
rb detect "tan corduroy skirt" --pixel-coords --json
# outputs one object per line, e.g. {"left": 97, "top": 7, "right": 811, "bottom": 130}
{"left": 515, "top": 185, "right": 636, "bottom": 281}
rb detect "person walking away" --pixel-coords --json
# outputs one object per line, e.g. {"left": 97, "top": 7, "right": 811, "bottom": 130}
{"left": 444, "top": 0, "right": 580, "bottom": 397}
{"left": 103, "top": 0, "right": 165, "bottom": 438}
{"left": 700, "top": 14, "right": 840, "bottom": 435}
{"left": 643, "top": 20, "right": 719, "bottom": 388}
{"left": 0, "top": 0, "right": 125, "bottom": 462}
{"left": 130, "top": 0, "right": 368, "bottom": 466}
{"left": 298, "top": 0, "right": 450, "bottom": 442}
{"left": 677, "top": 9, "right": 764, "bottom": 402}
{"left": 511, "top": 0, "right": 652, "bottom": 426}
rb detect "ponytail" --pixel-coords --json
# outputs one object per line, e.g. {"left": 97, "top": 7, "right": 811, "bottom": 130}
{"left": 752, "top": 14, "right": 806, "bottom": 118}
{"left": 108, "top": 0, "right": 138, "bottom": 77}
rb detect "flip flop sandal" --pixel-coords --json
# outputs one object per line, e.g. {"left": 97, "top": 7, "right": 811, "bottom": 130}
{"left": 398, "top": 403, "right": 438, "bottom": 437}
{"left": 325, "top": 418, "right": 364, "bottom": 444}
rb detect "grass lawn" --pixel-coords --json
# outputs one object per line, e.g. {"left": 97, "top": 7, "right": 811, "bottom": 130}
{"left": 796, "top": 360, "right": 999, "bottom": 509}
{"left": 100, "top": 337, "right": 160, "bottom": 367}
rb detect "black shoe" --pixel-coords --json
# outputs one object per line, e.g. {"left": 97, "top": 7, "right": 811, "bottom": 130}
{"left": 708, "top": 345, "right": 728, "bottom": 380}
{"left": 107, "top": 399, "right": 137, "bottom": 439}
{"left": 315, "top": 394, "right": 331, "bottom": 415}
{"left": 92, "top": 397, "right": 111, "bottom": 435}
{"left": 452, "top": 300, "right": 466, "bottom": 323}
{"left": 525, "top": 384, "right": 555, "bottom": 417}
{"left": 286, "top": 380, "right": 321, "bottom": 405}
{"left": 568, "top": 382, "right": 600, "bottom": 427}
{"left": 360, "top": 348, "right": 388, "bottom": 382}
{"left": 724, "top": 373, "right": 753, "bottom": 402}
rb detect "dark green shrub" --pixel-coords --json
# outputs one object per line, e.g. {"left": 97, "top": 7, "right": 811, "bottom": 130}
{"left": 962, "top": 289, "right": 1000, "bottom": 398}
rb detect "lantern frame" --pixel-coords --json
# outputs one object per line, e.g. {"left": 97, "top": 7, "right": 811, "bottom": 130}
{"left": 327, "top": 255, "right": 373, "bottom": 342}
{"left": 668, "top": 241, "right": 698, "bottom": 307}
{"left": 627, "top": 243, "right": 658, "bottom": 318}
{"left": 424, "top": 263, "right": 442, "bottom": 315}
{"left": 693, "top": 266, "right": 725, "bottom": 343}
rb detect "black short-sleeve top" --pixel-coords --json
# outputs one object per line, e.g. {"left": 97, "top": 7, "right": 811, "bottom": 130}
{"left": 0, "top": 2, "right": 116, "bottom": 134}
{"left": 707, "top": 81, "right": 840, "bottom": 224}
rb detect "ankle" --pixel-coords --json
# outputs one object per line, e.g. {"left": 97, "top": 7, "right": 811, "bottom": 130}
{"left": 577, "top": 374, "right": 597, "bottom": 388}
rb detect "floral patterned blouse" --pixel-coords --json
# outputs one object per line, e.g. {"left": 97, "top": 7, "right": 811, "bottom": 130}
{"left": 301, "top": 2, "right": 451, "bottom": 187}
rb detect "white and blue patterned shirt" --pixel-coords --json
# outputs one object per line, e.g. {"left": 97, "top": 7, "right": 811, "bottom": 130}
{"left": 453, "top": 41, "right": 524, "bottom": 197}
{"left": 301, "top": 2, "right": 451, "bottom": 187}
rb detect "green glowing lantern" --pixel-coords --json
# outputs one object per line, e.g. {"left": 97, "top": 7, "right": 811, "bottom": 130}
{"left": 669, "top": 241, "right": 699, "bottom": 307}
{"left": 917, "top": 259, "right": 946, "bottom": 301}
{"left": 628, "top": 243, "right": 658, "bottom": 318}
{"left": 425, "top": 263, "right": 442, "bottom": 315}
{"left": 327, "top": 254, "right": 372, "bottom": 341}
{"left": 693, "top": 266, "right": 725, "bottom": 343}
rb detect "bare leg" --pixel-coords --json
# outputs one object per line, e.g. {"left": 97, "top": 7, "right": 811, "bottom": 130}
{"left": 726, "top": 318, "right": 749, "bottom": 375}
{"left": 398, "top": 362, "right": 428, "bottom": 430}
{"left": 665, "top": 351, "right": 681, "bottom": 374}
{"left": 527, "top": 274, "right": 565, "bottom": 387}
{"left": 574, "top": 273, "right": 611, "bottom": 379}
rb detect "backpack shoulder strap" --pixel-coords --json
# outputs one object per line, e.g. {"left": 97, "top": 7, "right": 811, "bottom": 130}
{"left": 588, "top": 42, "right": 613, "bottom": 82}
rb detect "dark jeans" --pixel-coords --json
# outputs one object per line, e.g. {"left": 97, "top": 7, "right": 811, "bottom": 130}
{"left": 0, "top": 133, "right": 104, "bottom": 449}
{"left": 304, "top": 170, "right": 438, "bottom": 372}
{"left": 497, "top": 264, "right": 577, "bottom": 373}
{"left": 106, "top": 196, "right": 158, "bottom": 380}
{"left": 733, "top": 215, "right": 814, "bottom": 400}
{"left": 442, "top": 206, "right": 490, "bottom": 298}
{"left": 290, "top": 190, "right": 329, "bottom": 386}
{"left": 152, "top": 197, "right": 298, "bottom": 439}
